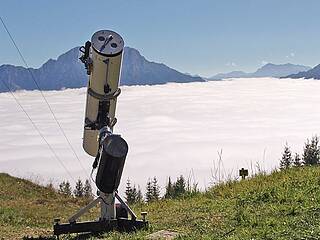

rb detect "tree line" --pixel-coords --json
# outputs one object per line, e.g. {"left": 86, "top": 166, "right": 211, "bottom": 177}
{"left": 280, "top": 135, "right": 320, "bottom": 169}
{"left": 125, "top": 175, "right": 199, "bottom": 205}
{"left": 57, "top": 179, "right": 93, "bottom": 199}
{"left": 55, "top": 174, "right": 198, "bottom": 205}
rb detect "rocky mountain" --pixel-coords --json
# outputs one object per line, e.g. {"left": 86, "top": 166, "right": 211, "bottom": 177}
{"left": 121, "top": 47, "right": 204, "bottom": 85}
{"left": 0, "top": 47, "right": 204, "bottom": 92}
{"left": 209, "top": 71, "right": 250, "bottom": 80}
{"left": 253, "top": 63, "right": 311, "bottom": 78}
{"left": 209, "top": 63, "right": 311, "bottom": 80}
{"left": 283, "top": 64, "right": 320, "bottom": 79}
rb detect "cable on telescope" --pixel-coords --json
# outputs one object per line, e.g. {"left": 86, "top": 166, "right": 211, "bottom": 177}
{"left": 0, "top": 79, "right": 76, "bottom": 184}
{"left": 0, "top": 15, "right": 89, "bottom": 180}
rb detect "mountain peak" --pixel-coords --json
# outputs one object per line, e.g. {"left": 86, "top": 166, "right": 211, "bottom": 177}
{"left": 56, "top": 47, "right": 80, "bottom": 63}
{"left": 0, "top": 46, "right": 204, "bottom": 92}
{"left": 254, "top": 63, "right": 311, "bottom": 77}
{"left": 124, "top": 46, "right": 140, "bottom": 54}
{"left": 121, "top": 47, "right": 204, "bottom": 85}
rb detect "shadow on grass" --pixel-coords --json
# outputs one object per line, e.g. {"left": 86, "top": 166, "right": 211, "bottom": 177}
{"left": 23, "top": 236, "right": 56, "bottom": 240}
{"left": 23, "top": 233, "right": 103, "bottom": 240}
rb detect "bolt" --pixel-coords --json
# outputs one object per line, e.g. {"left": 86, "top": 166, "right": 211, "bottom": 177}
{"left": 141, "top": 212, "right": 147, "bottom": 222}
{"left": 54, "top": 218, "right": 60, "bottom": 224}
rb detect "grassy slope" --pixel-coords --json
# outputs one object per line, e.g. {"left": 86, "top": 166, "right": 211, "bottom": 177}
{"left": 2, "top": 167, "right": 320, "bottom": 239}
{"left": 0, "top": 173, "right": 97, "bottom": 239}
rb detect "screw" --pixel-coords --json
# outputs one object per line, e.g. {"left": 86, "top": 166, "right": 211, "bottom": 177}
{"left": 54, "top": 218, "right": 60, "bottom": 224}
{"left": 141, "top": 212, "right": 147, "bottom": 222}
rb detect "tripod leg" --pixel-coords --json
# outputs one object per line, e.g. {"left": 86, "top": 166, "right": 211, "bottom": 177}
{"left": 68, "top": 197, "right": 101, "bottom": 223}
{"left": 115, "top": 192, "right": 137, "bottom": 220}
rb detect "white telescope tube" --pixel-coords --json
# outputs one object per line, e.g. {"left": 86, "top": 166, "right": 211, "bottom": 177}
{"left": 82, "top": 30, "right": 124, "bottom": 157}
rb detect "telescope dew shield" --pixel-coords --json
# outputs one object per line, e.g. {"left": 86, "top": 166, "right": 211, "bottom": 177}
{"left": 96, "top": 134, "right": 128, "bottom": 193}
{"left": 83, "top": 30, "right": 124, "bottom": 157}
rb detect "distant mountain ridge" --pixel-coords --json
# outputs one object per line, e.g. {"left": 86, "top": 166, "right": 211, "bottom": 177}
{"left": 210, "top": 71, "right": 250, "bottom": 80}
{"left": 210, "top": 63, "right": 311, "bottom": 80}
{"left": 283, "top": 64, "right": 320, "bottom": 79}
{"left": 0, "top": 47, "right": 204, "bottom": 92}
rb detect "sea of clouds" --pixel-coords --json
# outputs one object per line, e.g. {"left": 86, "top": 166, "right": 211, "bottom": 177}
{"left": 0, "top": 77, "right": 320, "bottom": 194}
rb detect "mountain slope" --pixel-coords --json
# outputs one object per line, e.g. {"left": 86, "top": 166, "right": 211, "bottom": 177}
{"left": 121, "top": 47, "right": 204, "bottom": 85}
{"left": 284, "top": 64, "right": 320, "bottom": 79}
{"left": 0, "top": 47, "right": 204, "bottom": 92}
{"left": 209, "top": 63, "right": 311, "bottom": 80}
{"left": 2, "top": 166, "right": 320, "bottom": 239}
{"left": 253, "top": 63, "right": 311, "bottom": 78}
{"left": 209, "top": 71, "right": 250, "bottom": 80}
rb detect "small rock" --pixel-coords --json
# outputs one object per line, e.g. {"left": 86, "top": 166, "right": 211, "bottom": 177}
{"left": 147, "top": 230, "right": 180, "bottom": 240}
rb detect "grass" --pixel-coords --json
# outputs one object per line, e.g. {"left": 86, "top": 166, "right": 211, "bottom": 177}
{"left": 2, "top": 166, "right": 320, "bottom": 239}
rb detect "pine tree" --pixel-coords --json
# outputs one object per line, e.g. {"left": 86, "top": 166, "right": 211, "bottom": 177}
{"left": 164, "top": 177, "right": 174, "bottom": 199}
{"left": 293, "top": 153, "right": 302, "bottom": 167}
{"left": 58, "top": 180, "right": 72, "bottom": 196}
{"left": 136, "top": 185, "right": 144, "bottom": 203}
{"left": 58, "top": 181, "right": 65, "bottom": 194}
{"left": 125, "top": 178, "right": 134, "bottom": 204}
{"left": 46, "top": 181, "right": 55, "bottom": 191}
{"left": 125, "top": 179, "right": 136, "bottom": 204}
{"left": 73, "top": 179, "right": 84, "bottom": 197}
{"left": 280, "top": 143, "right": 293, "bottom": 170}
{"left": 145, "top": 178, "right": 154, "bottom": 203}
{"left": 132, "top": 185, "right": 138, "bottom": 202}
{"left": 173, "top": 175, "right": 186, "bottom": 197}
{"left": 64, "top": 181, "right": 72, "bottom": 196}
{"left": 303, "top": 136, "right": 320, "bottom": 165}
{"left": 125, "top": 179, "right": 132, "bottom": 203}
{"left": 83, "top": 179, "right": 93, "bottom": 199}
{"left": 152, "top": 177, "right": 160, "bottom": 201}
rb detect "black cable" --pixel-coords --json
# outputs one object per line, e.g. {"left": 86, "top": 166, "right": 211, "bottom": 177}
{"left": 0, "top": 15, "right": 89, "bottom": 179}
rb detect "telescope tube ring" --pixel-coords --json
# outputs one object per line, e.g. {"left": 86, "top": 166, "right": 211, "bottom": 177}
{"left": 87, "top": 88, "right": 121, "bottom": 101}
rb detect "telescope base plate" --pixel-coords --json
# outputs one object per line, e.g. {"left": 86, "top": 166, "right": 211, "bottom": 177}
{"left": 53, "top": 218, "right": 148, "bottom": 236}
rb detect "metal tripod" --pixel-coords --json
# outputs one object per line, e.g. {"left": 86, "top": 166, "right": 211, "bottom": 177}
{"left": 53, "top": 191, "right": 147, "bottom": 236}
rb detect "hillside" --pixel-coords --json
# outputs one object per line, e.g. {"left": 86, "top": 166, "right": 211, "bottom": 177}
{"left": 2, "top": 167, "right": 320, "bottom": 239}
{"left": 0, "top": 47, "right": 204, "bottom": 92}
{"left": 0, "top": 173, "right": 99, "bottom": 239}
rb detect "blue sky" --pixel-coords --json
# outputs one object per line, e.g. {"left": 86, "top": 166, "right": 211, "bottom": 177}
{"left": 1, "top": 0, "right": 320, "bottom": 77}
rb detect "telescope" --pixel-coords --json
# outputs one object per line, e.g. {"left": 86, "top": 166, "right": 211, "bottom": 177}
{"left": 53, "top": 30, "right": 147, "bottom": 236}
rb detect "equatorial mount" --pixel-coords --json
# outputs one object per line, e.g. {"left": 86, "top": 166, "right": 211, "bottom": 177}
{"left": 53, "top": 30, "right": 147, "bottom": 237}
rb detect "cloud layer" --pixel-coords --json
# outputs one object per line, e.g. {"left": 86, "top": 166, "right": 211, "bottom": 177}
{"left": 0, "top": 78, "right": 320, "bottom": 193}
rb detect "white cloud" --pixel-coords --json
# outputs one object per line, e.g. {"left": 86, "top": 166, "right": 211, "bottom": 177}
{"left": 1, "top": 79, "right": 320, "bottom": 192}
{"left": 261, "top": 60, "right": 268, "bottom": 65}
{"left": 286, "top": 52, "right": 295, "bottom": 58}
{"left": 226, "top": 62, "right": 237, "bottom": 67}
